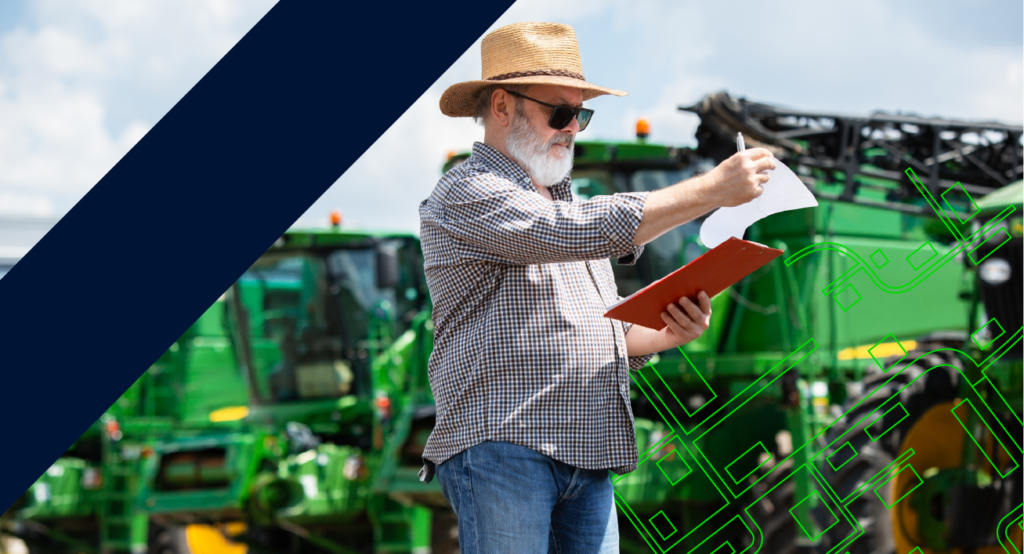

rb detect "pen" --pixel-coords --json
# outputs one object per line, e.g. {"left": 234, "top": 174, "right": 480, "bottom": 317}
{"left": 736, "top": 132, "right": 745, "bottom": 152}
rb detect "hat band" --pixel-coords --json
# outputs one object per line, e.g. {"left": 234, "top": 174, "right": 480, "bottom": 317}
{"left": 486, "top": 69, "right": 585, "bottom": 82}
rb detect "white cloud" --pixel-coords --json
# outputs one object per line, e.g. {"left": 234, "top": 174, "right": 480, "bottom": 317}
{"left": 301, "top": 0, "right": 633, "bottom": 230}
{"left": 0, "top": 0, "right": 1019, "bottom": 227}
{"left": 0, "top": 191, "right": 54, "bottom": 217}
{"left": 618, "top": 0, "right": 1023, "bottom": 126}
{"left": 0, "top": 0, "right": 276, "bottom": 216}
{"left": 303, "top": 0, "right": 1020, "bottom": 233}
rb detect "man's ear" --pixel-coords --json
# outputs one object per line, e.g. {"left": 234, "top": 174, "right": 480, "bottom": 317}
{"left": 491, "top": 89, "right": 514, "bottom": 128}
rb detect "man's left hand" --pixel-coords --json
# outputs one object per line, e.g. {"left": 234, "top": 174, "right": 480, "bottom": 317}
{"left": 623, "top": 290, "right": 714, "bottom": 357}
{"left": 658, "top": 290, "right": 712, "bottom": 348}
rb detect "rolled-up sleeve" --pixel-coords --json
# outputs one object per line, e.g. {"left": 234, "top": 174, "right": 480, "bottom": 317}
{"left": 436, "top": 174, "right": 648, "bottom": 266}
{"left": 621, "top": 315, "right": 656, "bottom": 371}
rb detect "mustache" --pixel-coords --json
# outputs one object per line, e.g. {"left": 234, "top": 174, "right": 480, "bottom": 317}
{"left": 549, "top": 133, "right": 574, "bottom": 147}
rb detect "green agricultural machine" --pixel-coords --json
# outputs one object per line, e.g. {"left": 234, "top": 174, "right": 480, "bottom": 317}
{"left": 4, "top": 224, "right": 454, "bottom": 554}
{"left": 4, "top": 92, "right": 1022, "bottom": 554}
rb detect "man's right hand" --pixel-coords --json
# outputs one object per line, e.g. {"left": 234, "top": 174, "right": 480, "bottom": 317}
{"left": 631, "top": 147, "right": 778, "bottom": 247}
{"left": 697, "top": 148, "right": 777, "bottom": 208}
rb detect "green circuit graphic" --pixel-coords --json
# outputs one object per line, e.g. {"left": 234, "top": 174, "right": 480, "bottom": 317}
{"left": 784, "top": 169, "right": 1017, "bottom": 315}
{"left": 615, "top": 330, "right": 1022, "bottom": 553}
{"left": 615, "top": 166, "right": 1023, "bottom": 553}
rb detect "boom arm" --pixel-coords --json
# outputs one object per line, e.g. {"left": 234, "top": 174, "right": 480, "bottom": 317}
{"left": 682, "top": 92, "right": 1023, "bottom": 216}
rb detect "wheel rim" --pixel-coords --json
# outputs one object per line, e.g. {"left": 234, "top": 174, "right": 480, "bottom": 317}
{"left": 891, "top": 401, "right": 1022, "bottom": 554}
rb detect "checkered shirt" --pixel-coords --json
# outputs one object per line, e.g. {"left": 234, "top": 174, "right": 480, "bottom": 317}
{"left": 417, "top": 142, "right": 653, "bottom": 477}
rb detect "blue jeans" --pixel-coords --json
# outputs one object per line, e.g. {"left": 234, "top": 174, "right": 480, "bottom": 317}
{"left": 435, "top": 440, "right": 619, "bottom": 553}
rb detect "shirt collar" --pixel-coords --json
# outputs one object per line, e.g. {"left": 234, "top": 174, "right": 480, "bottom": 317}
{"left": 471, "top": 142, "right": 531, "bottom": 189}
{"left": 470, "top": 142, "right": 574, "bottom": 200}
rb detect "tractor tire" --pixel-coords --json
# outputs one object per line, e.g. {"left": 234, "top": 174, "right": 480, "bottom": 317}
{"left": 816, "top": 348, "right": 962, "bottom": 554}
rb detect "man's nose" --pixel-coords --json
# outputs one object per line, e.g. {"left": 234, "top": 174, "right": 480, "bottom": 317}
{"left": 564, "top": 113, "right": 580, "bottom": 134}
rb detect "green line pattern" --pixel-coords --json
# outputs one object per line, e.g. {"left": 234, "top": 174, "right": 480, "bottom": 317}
{"left": 615, "top": 333, "right": 1023, "bottom": 553}
{"left": 611, "top": 165, "right": 1021, "bottom": 552}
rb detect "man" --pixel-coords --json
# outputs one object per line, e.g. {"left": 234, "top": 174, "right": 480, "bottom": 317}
{"left": 417, "top": 22, "right": 776, "bottom": 553}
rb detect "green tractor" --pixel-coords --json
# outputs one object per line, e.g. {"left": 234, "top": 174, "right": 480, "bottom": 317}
{"left": 5, "top": 224, "right": 453, "bottom": 554}
{"left": 681, "top": 94, "right": 1022, "bottom": 554}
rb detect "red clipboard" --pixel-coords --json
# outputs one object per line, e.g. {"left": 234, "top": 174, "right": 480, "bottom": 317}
{"left": 604, "top": 237, "right": 783, "bottom": 330}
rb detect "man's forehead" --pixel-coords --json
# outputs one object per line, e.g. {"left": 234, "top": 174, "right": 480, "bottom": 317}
{"left": 525, "top": 84, "right": 583, "bottom": 106}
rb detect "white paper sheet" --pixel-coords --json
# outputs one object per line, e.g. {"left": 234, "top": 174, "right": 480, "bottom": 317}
{"left": 699, "top": 162, "right": 818, "bottom": 248}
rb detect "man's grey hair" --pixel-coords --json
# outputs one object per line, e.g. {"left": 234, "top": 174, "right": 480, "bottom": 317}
{"left": 473, "top": 84, "right": 530, "bottom": 125}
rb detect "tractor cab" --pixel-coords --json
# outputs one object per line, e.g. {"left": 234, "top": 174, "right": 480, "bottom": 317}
{"left": 229, "top": 227, "right": 430, "bottom": 416}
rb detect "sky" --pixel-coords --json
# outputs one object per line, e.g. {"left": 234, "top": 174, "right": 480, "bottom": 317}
{"left": 0, "top": 0, "right": 1021, "bottom": 233}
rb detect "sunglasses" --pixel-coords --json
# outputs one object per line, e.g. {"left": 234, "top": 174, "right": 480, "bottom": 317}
{"left": 504, "top": 89, "right": 594, "bottom": 132}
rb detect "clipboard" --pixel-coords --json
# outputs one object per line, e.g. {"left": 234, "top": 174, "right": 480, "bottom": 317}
{"left": 604, "top": 237, "right": 783, "bottom": 330}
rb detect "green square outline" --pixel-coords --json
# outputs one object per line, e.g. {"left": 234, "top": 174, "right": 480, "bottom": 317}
{"left": 649, "top": 510, "right": 678, "bottom": 541}
{"left": 614, "top": 439, "right": 734, "bottom": 553}
{"left": 868, "top": 332, "right": 908, "bottom": 372}
{"left": 864, "top": 402, "right": 910, "bottom": 442}
{"left": 807, "top": 466, "right": 866, "bottom": 554}
{"left": 724, "top": 441, "right": 773, "bottom": 484}
{"left": 965, "top": 213, "right": 1015, "bottom": 266}
{"left": 875, "top": 463, "right": 923, "bottom": 509}
{"left": 613, "top": 430, "right": 677, "bottom": 486}
{"left": 939, "top": 181, "right": 979, "bottom": 224}
{"left": 971, "top": 317, "right": 1007, "bottom": 350}
{"left": 968, "top": 228, "right": 1013, "bottom": 266}
{"left": 906, "top": 241, "right": 938, "bottom": 270}
{"left": 827, "top": 441, "right": 857, "bottom": 472}
{"left": 790, "top": 490, "right": 838, "bottom": 541}
{"left": 656, "top": 448, "right": 692, "bottom": 486}
{"left": 839, "top": 448, "right": 916, "bottom": 505}
{"left": 870, "top": 248, "right": 889, "bottom": 268}
{"left": 951, "top": 398, "right": 1020, "bottom": 479}
{"left": 834, "top": 284, "right": 862, "bottom": 312}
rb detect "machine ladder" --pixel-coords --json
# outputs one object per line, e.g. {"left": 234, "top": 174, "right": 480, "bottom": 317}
{"left": 98, "top": 416, "right": 148, "bottom": 554}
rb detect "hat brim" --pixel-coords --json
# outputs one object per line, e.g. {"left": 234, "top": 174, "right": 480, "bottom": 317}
{"left": 440, "top": 75, "right": 627, "bottom": 117}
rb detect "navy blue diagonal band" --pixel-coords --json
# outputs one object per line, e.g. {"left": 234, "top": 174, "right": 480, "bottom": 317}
{"left": 0, "top": 0, "right": 514, "bottom": 511}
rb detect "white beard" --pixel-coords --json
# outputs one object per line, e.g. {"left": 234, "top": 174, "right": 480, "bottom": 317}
{"left": 506, "top": 108, "right": 574, "bottom": 188}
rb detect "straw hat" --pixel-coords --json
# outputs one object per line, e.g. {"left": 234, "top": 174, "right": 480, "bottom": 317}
{"left": 440, "top": 22, "right": 627, "bottom": 117}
